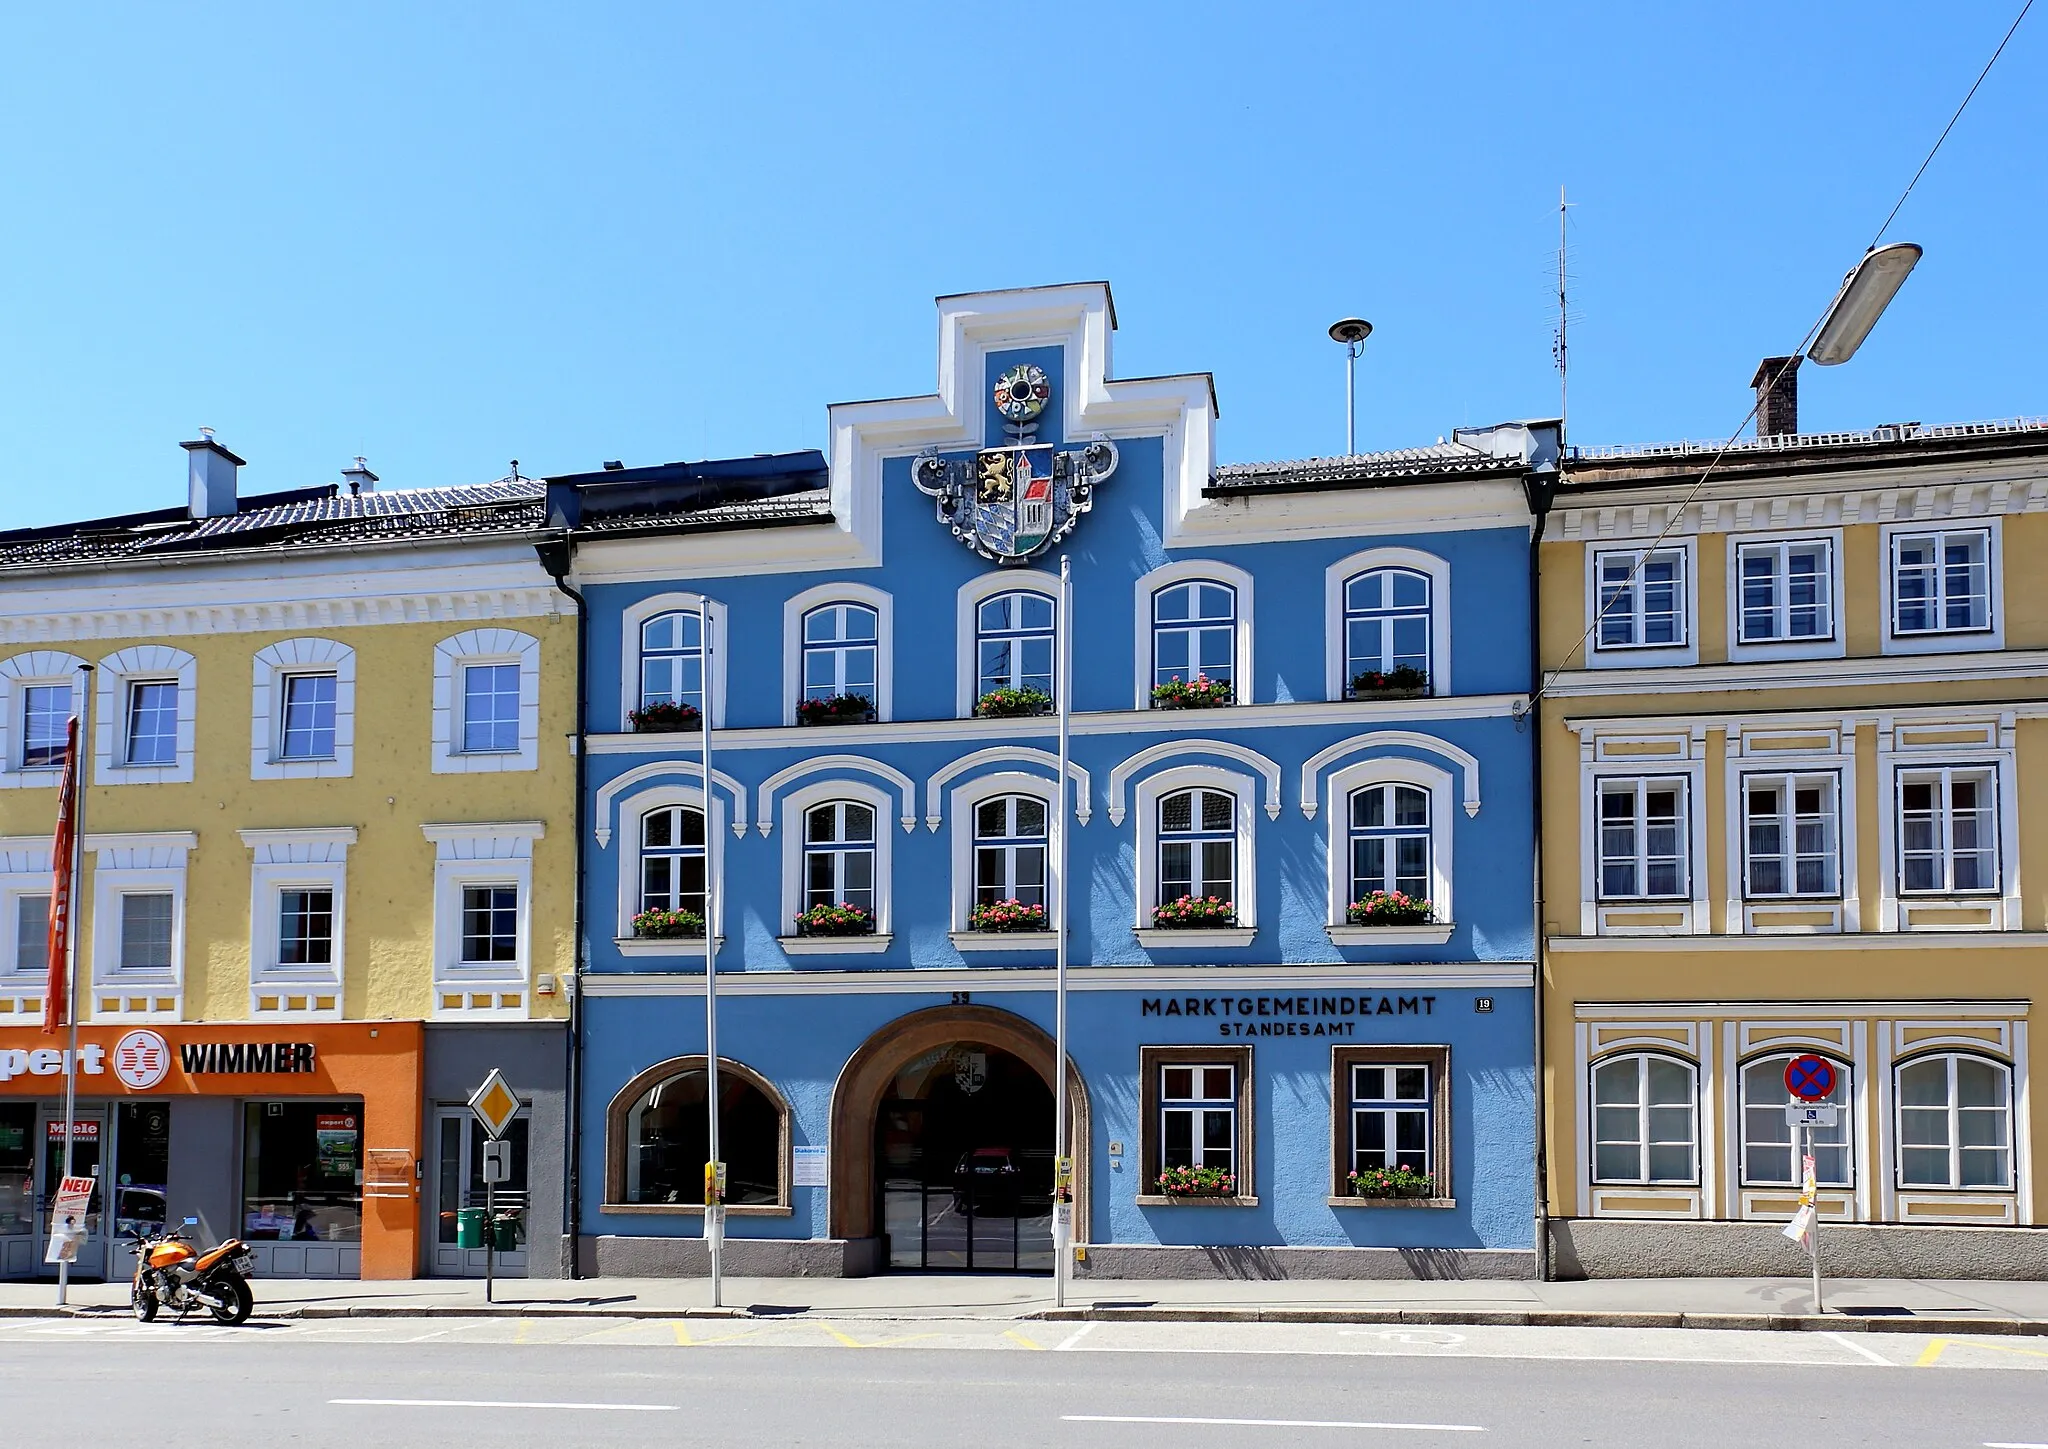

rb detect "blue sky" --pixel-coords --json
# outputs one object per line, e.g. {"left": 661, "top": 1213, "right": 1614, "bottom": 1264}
{"left": 2, "top": 2, "right": 2042, "bottom": 527}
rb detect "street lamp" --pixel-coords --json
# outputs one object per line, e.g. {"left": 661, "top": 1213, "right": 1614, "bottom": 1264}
{"left": 1809, "top": 242, "right": 1922, "bottom": 366}
{"left": 1328, "top": 318, "right": 1373, "bottom": 456}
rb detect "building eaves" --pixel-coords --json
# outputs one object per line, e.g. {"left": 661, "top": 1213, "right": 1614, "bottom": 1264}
{"left": 565, "top": 490, "right": 835, "bottom": 540}
{"left": 1206, "top": 443, "right": 1525, "bottom": 497}
{"left": 1563, "top": 416, "right": 2048, "bottom": 490}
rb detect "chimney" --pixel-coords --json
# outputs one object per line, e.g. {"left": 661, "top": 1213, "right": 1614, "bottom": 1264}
{"left": 1751, "top": 356, "right": 1801, "bottom": 439}
{"left": 179, "top": 427, "right": 245, "bottom": 518}
{"left": 341, "top": 456, "right": 379, "bottom": 497}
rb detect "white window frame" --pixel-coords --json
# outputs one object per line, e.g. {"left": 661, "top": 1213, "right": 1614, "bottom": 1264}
{"left": 1322, "top": 546, "right": 1451, "bottom": 702}
{"left": 782, "top": 582, "right": 893, "bottom": 724}
{"left": 954, "top": 569, "right": 1064, "bottom": 718}
{"left": 1894, "top": 764, "right": 2001, "bottom": 898}
{"left": 1882, "top": 520, "right": 2003, "bottom": 655}
{"left": 0, "top": 838, "right": 54, "bottom": 1014}
{"left": 614, "top": 785, "right": 727, "bottom": 951}
{"left": 0, "top": 651, "right": 85, "bottom": 788}
{"left": 1738, "top": 1052, "right": 1853, "bottom": 1189}
{"left": 1875, "top": 716, "right": 2020, "bottom": 932}
{"left": 1131, "top": 763, "right": 1258, "bottom": 932}
{"left": 422, "top": 821, "right": 544, "bottom": 1019}
{"left": 1893, "top": 1052, "right": 2014, "bottom": 1191}
{"left": 1594, "top": 776, "right": 1691, "bottom": 902}
{"left": 86, "top": 831, "right": 196, "bottom": 1022}
{"left": 1322, "top": 756, "right": 1454, "bottom": 934}
{"left": 776, "top": 778, "right": 893, "bottom": 947}
{"left": 431, "top": 628, "right": 540, "bottom": 774}
{"left": 1348, "top": 1059, "right": 1437, "bottom": 1180}
{"left": 251, "top": 637, "right": 356, "bottom": 780}
{"left": 1159, "top": 1061, "right": 1239, "bottom": 1175}
{"left": 93, "top": 646, "right": 197, "bottom": 785}
{"left": 1738, "top": 770, "right": 1842, "bottom": 901}
{"left": 1727, "top": 531, "right": 1844, "bottom": 663}
{"left": 1585, "top": 540, "right": 1697, "bottom": 667}
{"left": 239, "top": 827, "right": 357, "bottom": 1020}
{"left": 946, "top": 771, "right": 1061, "bottom": 935}
{"left": 1588, "top": 1051, "right": 1700, "bottom": 1186}
{"left": 1131, "top": 560, "right": 1255, "bottom": 710}
{"left": 619, "top": 594, "right": 730, "bottom": 731}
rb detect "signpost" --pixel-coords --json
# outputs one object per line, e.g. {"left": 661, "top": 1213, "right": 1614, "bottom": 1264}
{"left": 1780, "top": 1054, "right": 1835, "bottom": 1313}
{"left": 467, "top": 1069, "right": 520, "bottom": 1305}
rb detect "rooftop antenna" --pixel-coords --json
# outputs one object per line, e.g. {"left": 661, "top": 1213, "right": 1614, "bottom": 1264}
{"left": 1327, "top": 318, "right": 1373, "bottom": 456}
{"left": 1553, "top": 186, "right": 1575, "bottom": 436}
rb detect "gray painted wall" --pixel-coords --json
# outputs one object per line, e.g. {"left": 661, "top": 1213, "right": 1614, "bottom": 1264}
{"left": 424, "top": 1024, "right": 567, "bottom": 1278}
{"left": 166, "top": 1097, "right": 237, "bottom": 1253}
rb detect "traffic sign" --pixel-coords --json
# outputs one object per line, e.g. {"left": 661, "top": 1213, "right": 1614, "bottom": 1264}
{"left": 467, "top": 1068, "right": 521, "bottom": 1140}
{"left": 1785, "top": 1103, "right": 1839, "bottom": 1128}
{"left": 1784, "top": 1054, "right": 1836, "bottom": 1102}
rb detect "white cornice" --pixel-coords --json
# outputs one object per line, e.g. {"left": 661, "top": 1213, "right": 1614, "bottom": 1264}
{"left": 587, "top": 693, "right": 1528, "bottom": 756}
{"left": 1571, "top": 997, "right": 2030, "bottom": 1016}
{"left": 1552, "top": 466, "right": 2048, "bottom": 541}
{"left": 579, "top": 962, "right": 1535, "bottom": 996}
{"left": 82, "top": 831, "right": 198, "bottom": 852}
{"left": 420, "top": 821, "right": 547, "bottom": 844}
{"left": 1542, "top": 648, "right": 2048, "bottom": 700}
{"left": 237, "top": 827, "right": 361, "bottom": 848}
{"left": 1561, "top": 700, "right": 2048, "bottom": 736}
{"left": 1548, "top": 931, "right": 2048, "bottom": 953}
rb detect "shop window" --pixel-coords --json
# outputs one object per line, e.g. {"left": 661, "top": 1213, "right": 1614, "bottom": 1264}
{"left": 1896, "top": 1053, "right": 2012, "bottom": 1189}
{"left": 1892, "top": 527, "right": 1991, "bottom": 636}
{"left": 1593, "top": 546, "right": 1687, "bottom": 650}
{"left": 0, "top": 1102, "right": 32, "bottom": 1241}
{"left": 642, "top": 805, "right": 707, "bottom": 917}
{"left": 112, "top": 1102, "right": 170, "bottom": 1238}
{"left": 973, "top": 795, "right": 1047, "bottom": 915}
{"left": 1898, "top": 767, "right": 1998, "bottom": 895}
{"left": 1590, "top": 1053, "right": 1697, "bottom": 1185}
{"left": 241, "top": 1101, "right": 363, "bottom": 1243}
{"left": 1742, "top": 773, "right": 1840, "bottom": 898}
{"left": 804, "top": 801, "right": 876, "bottom": 916}
{"left": 1137, "top": 1044, "right": 1253, "bottom": 1202}
{"left": 125, "top": 680, "right": 179, "bottom": 766}
{"left": 976, "top": 590, "right": 1057, "bottom": 702}
{"left": 1740, "top": 1054, "right": 1851, "bottom": 1187}
{"left": 1157, "top": 787, "right": 1236, "bottom": 907}
{"left": 1736, "top": 539, "right": 1833, "bottom": 643}
{"left": 606, "top": 1057, "right": 789, "bottom": 1209}
{"left": 1332, "top": 1046, "right": 1452, "bottom": 1198}
{"left": 1596, "top": 777, "right": 1688, "bottom": 900}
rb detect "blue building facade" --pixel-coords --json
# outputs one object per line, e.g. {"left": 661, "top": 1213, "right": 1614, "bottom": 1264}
{"left": 550, "top": 284, "right": 1554, "bottom": 1278}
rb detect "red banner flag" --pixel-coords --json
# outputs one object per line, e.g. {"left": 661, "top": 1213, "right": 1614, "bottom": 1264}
{"left": 41, "top": 716, "right": 79, "bottom": 1036}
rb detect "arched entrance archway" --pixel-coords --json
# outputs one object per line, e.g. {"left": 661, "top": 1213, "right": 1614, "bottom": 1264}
{"left": 829, "top": 1005, "right": 1090, "bottom": 1271}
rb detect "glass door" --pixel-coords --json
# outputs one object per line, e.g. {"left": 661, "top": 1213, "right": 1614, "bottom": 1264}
{"left": 0, "top": 1103, "right": 34, "bottom": 1278}
{"left": 38, "top": 1105, "right": 104, "bottom": 1280}
{"left": 432, "top": 1108, "right": 529, "bottom": 1277}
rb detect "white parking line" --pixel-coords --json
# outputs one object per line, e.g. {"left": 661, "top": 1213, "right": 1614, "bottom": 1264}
{"left": 1064, "top": 1415, "right": 1484, "bottom": 1433}
{"left": 1822, "top": 1331, "right": 1896, "bottom": 1366}
{"left": 1053, "top": 1321, "right": 1098, "bottom": 1351}
{"left": 331, "top": 1399, "right": 676, "bottom": 1412}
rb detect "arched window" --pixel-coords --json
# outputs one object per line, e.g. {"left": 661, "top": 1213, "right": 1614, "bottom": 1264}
{"left": 1741, "top": 1054, "right": 1851, "bottom": 1187}
{"left": 1158, "top": 788, "right": 1235, "bottom": 906}
{"left": 1344, "top": 567, "right": 1432, "bottom": 690}
{"left": 639, "top": 612, "right": 703, "bottom": 714}
{"left": 1591, "top": 1053, "right": 1697, "bottom": 1184}
{"left": 640, "top": 806, "right": 706, "bottom": 918}
{"left": 976, "top": 591, "right": 1056, "bottom": 702}
{"left": 1896, "top": 1053, "right": 2012, "bottom": 1189}
{"left": 801, "top": 603, "right": 878, "bottom": 708}
{"left": 611, "top": 1059, "right": 787, "bottom": 1207}
{"left": 804, "top": 801, "right": 876, "bottom": 915}
{"left": 1349, "top": 783, "right": 1430, "bottom": 902}
{"left": 974, "top": 796, "right": 1047, "bottom": 912}
{"left": 1151, "top": 582, "right": 1236, "bottom": 693}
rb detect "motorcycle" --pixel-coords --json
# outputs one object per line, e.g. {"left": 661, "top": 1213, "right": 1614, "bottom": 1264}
{"left": 129, "top": 1216, "right": 256, "bottom": 1326}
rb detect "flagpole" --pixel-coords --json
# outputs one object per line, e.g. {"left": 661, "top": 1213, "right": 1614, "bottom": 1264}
{"left": 698, "top": 595, "right": 723, "bottom": 1309}
{"left": 55, "top": 667, "right": 91, "bottom": 1307}
{"left": 1053, "top": 557, "right": 1072, "bottom": 1309}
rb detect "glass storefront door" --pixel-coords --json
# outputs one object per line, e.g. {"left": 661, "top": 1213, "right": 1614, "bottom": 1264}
{"left": 111, "top": 1102, "right": 171, "bottom": 1243}
{"left": 0, "top": 1103, "right": 34, "bottom": 1277}
{"left": 38, "top": 1106, "right": 104, "bottom": 1279}
{"left": 432, "top": 1108, "right": 528, "bottom": 1276}
{"left": 240, "top": 1099, "right": 364, "bottom": 1278}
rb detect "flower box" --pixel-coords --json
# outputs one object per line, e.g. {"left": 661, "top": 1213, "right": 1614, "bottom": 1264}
{"left": 1155, "top": 1166, "right": 1236, "bottom": 1198}
{"left": 796, "top": 694, "right": 876, "bottom": 726}
{"left": 628, "top": 701, "right": 702, "bottom": 733}
{"left": 1347, "top": 667, "right": 1430, "bottom": 701}
{"left": 1349, "top": 1166, "right": 1436, "bottom": 1200}
{"left": 1150, "top": 896, "right": 1237, "bottom": 930}
{"left": 969, "top": 900, "right": 1049, "bottom": 933}
{"left": 793, "top": 903, "right": 876, "bottom": 937}
{"left": 632, "top": 908, "right": 706, "bottom": 940}
{"left": 975, "top": 687, "right": 1053, "bottom": 719}
{"left": 1346, "top": 891, "right": 1435, "bottom": 927}
{"left": 1151, "top": 675, "right": 1234, "bottom": 710}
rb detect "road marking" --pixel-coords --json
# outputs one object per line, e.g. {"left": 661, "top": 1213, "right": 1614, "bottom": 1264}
{"left": 1003, "top": 1329, "right": 1043, "bottom": 1350}
{"left": 1822, "top": 1331, "right": 1895, "bottom": 1366}
{"left": 1053, "top": 1321, "right": 1098, "bottom": 1351}
{"left": 818, "top": 1321, "right": 865, "bottom": 1348}
{"left": 331, "top": 1399, "right": 676, "bottom": 1412}
{"left": 1985, "top": 1443, "right": 2048, "bottom": 1447}
{"left": 1064, "top": 1415, "right": 1483, "bottom": 1433}
{"left": 673, "top": 1321, "right": 695, "bottom": 1346}
{"left": 1342, "top": 1329, "right": 1466, "bottom": 1347}
{"left": 1917, "top": 1338, "right": 1950, "bottom": 1367}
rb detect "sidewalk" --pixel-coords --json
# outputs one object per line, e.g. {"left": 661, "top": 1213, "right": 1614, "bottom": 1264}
{"left": 5, "top": 1271, "right": 2047, "bottom": 1334}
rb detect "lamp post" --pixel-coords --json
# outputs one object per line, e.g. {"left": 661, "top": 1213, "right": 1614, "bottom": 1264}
{"left": 1328, "top": 318, "right": 1373, "bottom": 456}
{"left": 1809, "top": 242, "right": 1922, "bottom": 366}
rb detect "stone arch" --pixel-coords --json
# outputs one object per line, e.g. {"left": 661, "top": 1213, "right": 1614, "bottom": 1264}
{"left": 828, "top": 1003, "right": 1092, "bottom": 1246}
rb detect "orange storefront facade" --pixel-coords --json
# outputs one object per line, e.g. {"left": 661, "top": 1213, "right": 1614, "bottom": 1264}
{"left": 0, "top": 1021, "right": 423, "bottom": 1280}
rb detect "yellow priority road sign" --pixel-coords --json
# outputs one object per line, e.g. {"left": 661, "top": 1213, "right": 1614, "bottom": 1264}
{"left": 467, "top": 1068, "right": 521, "bottom": 1141}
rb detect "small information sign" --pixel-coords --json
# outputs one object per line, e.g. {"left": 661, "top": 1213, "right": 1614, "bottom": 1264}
{"left": 1785, "top": 1103, "right": 1840, "bottom": 1128}
{"left": 792, "top": 1146, "right": 828, "bottom": 1187}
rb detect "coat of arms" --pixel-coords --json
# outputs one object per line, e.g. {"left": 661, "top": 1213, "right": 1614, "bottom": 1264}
{"left": 913, "top": 362, "right": 1118, "bottom": 565}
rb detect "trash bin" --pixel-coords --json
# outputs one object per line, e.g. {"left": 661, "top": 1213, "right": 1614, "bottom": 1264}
{"left": 491, "top": 1214, "right": 520, "bottom": 1254}
{"left": 455, "top": 1207, "right": 486, "bottom": 1250}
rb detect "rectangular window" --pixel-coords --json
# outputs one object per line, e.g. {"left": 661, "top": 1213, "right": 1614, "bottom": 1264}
{"left": 241, "top": 1100, "right": 363, "bottom": 1244}
{"left": 1331, "top": 1047, "right": 1452, "bottom": 1199}
{"left": 1736, "top": 539, "right": 1832, "bottom": 642}
{"left": 1157, "top": 788, "right": 1235, "bottom": 906}
{"left": 460, "top": 662, "right": 521, "bottom": 753}
{"left": 1596, "top": 777, "right": 1688, "bottom": 900}
{"left": 125, "top": 680, "right": 179, "bottom": 766}
{"left": 1898, "top": 767, "right": 1998, "bottom": 895}
{"left": 1139, "top": 1045, "right": 1252, "bottom": 1200}
{"left": 459, "top": 886, "right": 519, "bottom": 963}
{"left": 279, "top": 673, "right": 338, "bottom": 760}
{"left": 277, "top": 889, "right": 334, "bottom": 967}
{"left": 12, "top": 895, "right": 49, "bottom": 977}
{"left": 21, "top": 684, "right": 70, "bottom": 768}
{"left": 1893, "top": 528, "right": 1991, "bottom": 635}
{"left": 1742, "top": 772, "right": 1840, "bottom": 898}
{"left": 118, "top": 893, "right": 174, "bottom": 973}
{"left": 1594, "top": 548, "right": 1686, "bottom": 649}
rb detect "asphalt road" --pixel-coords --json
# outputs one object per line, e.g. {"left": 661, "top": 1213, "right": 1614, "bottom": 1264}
{"left": 2, "top": 1317, "right": 2045, "bottom": 1448}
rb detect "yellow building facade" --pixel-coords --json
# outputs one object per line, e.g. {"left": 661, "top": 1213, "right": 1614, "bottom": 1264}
{"left": 1538, "top": 415, "right": 2048, "bottom": 1276}
{"left": 0, "top": 443, "right": 574, "bottom": 1281}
